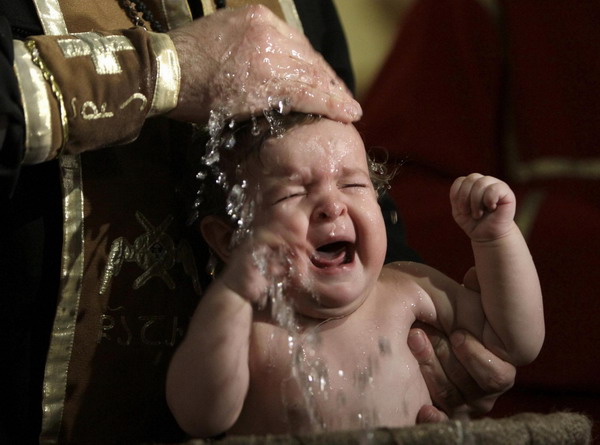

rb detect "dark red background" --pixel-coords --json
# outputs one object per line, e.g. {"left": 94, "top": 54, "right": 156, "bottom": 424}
{"left": 360, "top": 1, "right": 600, "bottom": 441}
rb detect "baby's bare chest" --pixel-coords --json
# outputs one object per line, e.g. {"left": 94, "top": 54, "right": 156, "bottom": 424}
{"left": 242, "top": 308, "right": 431, "bottom": 433}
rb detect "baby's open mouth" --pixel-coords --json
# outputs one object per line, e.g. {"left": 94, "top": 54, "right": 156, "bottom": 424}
{"left": 310, "top": 241, "right": 355, "bottom": 269}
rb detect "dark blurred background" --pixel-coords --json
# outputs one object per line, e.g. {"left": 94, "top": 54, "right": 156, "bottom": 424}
{"left": 336, "top": 0, "right": 600, "bottom": 442}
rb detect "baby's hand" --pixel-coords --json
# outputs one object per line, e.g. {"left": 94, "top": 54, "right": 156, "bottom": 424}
{"left": 219, "top": 224, "right": 309, "bottom": 308}
{"left": 450, "top": 174, "right": 516, "bottom": 242}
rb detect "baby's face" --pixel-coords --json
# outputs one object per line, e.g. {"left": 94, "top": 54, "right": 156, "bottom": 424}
{"left": 247, "top": 118, "right": 388, "bottom": 319}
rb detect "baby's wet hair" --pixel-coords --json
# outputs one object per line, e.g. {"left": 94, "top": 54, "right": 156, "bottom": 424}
{"left": 185, "top": 112, "right": 395, "bottom": 226}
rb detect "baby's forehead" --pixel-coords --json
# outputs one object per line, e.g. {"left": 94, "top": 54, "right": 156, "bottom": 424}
{"left": 262, "top": 119, "right": 366, "bottom": 158}
{"left": 252, "top": 128, "right": 370, "bottom": 185}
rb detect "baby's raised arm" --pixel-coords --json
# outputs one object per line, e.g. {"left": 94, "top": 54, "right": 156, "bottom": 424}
{"left": 449, "top": 174, "right": 544, "bottom": 366}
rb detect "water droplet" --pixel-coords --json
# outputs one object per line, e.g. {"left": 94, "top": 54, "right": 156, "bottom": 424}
{"left": 223, "top": 133, "right": 236, "bottom": 150}
{"left": 250, "top": 115, "right": 260, "bottom": 136}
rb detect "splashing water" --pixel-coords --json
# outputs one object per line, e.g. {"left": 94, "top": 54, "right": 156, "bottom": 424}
{"left": 195, "top": 106, "right": 333, "bottom": 432}
{"left": 194, "top": 106, "right": 388, "bottom": 437}
{"left": 252, "top": 244, "right": 329, "bottom": 432}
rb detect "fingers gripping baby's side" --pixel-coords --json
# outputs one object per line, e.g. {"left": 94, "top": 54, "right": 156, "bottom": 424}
{"left": 450, "top": 174, "right": 516, "bottom": 241}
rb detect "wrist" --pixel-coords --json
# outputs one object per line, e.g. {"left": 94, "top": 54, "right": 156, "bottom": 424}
{"left": 17, "top": 28, "right": 181, "bottom": 158}
{"left": 209, "top": 277, "right": 254, "bottom": 312}
{"left": 167, "top": 26, "right": 212, "bottom": 123}
{"left": 469, "top": 221, "right": 520, "bottom": 246}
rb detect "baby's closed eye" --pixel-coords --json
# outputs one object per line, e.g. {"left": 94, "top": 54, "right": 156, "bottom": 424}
{"left": 340, "top": 182, "right": 372, "bottom": 193}
{"left": 272, "top": 190, "right": 307, "bottom": 205}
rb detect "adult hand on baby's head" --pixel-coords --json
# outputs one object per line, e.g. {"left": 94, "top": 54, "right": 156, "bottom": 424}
{"left": 409, "top": 322, "right": 516, "bottom": 423}
{"left": 168, "top": 5, "right": 361, "bottom": 124}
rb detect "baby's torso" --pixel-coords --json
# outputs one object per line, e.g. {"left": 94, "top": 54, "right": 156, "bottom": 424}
{"left": 230, "top": 269, "right": 433, "bottom": 435}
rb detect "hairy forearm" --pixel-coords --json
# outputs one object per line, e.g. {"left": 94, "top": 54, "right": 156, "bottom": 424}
{"left": 166, "top": 280, "right": 253, "bottom": 437}
{"left": 472, "top": 224, "right": 544, "bottom": 366}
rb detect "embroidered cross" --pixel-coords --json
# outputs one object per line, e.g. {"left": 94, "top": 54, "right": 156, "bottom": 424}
{"left": 100, "top": 211, "right": 202, "bottom": 296}
{"left": 57, "top": 32, "right": 134, "bottom": 75}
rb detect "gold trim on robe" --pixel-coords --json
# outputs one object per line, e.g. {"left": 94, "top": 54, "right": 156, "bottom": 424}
{"left": 32, "top": 0, "right": 68, "bottom": 36}
{"left": 30, "top": 1, "right": 82, "bottom": 443}
{"left": 148, "top": 32, "right": 181, "bottom": 116}
{"left": 278, "top": 0, "right": 303, "bottom": 32}
{"left": 13, "top": 41, "right": 53, "bottom": 163}
{"left": 200, "top": 0, "right": 217, "bottom": 15}
{"left": 40, "top": 154, "right": 85, "bottom": 445}
{"left": 158, "top": 0, "right": 193, "bottom": 30}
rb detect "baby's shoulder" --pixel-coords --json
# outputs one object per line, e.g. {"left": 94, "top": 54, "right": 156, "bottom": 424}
{"left": 380, "top": 261, "right": 439, "bottom": 284}
{"left": 376, "top": 262, "right": 434, "bottom": 301}
{"left": 381, "top": 261, "right": 460, "bottom": 288}
{"left": 370, "top": 262, "right": 437, "bottom": 319}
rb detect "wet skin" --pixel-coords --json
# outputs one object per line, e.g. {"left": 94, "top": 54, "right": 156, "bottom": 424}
{"left": 245, "top": 118, "right": 388, "bottom": 320}
{"left": 166, "top": 118, "right": 542, "bottom": 437}
{"left": 227, "top": 119, "right": 432, "bottom": 434}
